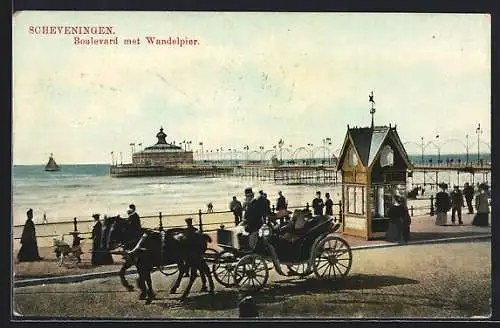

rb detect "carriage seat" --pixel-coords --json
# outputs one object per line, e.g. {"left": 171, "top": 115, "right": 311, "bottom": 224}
{"left": 277, "top": 216, "right": 327, "bottom": 243}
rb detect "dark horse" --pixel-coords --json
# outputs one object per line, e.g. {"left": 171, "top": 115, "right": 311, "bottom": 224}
{"left": 105, "top": 216, "right": 215, "bottom": 303}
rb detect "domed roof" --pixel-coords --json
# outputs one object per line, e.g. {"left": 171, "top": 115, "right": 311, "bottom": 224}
{"left": 140, "top": 127, "right": 182, "bottom": 153}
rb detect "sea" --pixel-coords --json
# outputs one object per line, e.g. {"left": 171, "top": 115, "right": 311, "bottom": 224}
{"left": 12, "top": 154, "right": 491, "bottom": 226}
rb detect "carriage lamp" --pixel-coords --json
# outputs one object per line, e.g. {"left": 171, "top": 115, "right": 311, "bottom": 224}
{"left": 258, "top": 225, "right": 271, "bottom": 239}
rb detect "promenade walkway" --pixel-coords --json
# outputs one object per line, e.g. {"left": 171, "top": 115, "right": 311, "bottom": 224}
{"left": 13, "top": 213, "right": 490, "bottom": 283}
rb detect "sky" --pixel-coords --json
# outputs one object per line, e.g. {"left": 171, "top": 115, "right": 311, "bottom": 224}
{"left": 12, "top": 12, "right": 491, "bottom": 164}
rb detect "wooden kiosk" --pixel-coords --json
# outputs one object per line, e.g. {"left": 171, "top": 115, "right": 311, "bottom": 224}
{"left": 336, "top": 124, "right": 413, "bottom": 240}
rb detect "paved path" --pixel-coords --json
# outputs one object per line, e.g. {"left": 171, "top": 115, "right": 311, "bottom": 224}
{"left": 13, "top": 239, "right": 491, "bottom": 319}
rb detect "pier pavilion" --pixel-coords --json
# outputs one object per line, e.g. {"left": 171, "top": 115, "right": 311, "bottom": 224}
{"left": 132, "top": 127, "right": 193, "bottom": 165}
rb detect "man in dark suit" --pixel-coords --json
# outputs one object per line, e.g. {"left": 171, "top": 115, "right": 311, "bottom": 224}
{"left": 312, "top": 191, "right": 325, "bottom": 216}
{"left": 463, "top": 182, "right": 475, "bottom": 214}
{"left": 127, "top": 204, "right": 142, "bottom": 240}
{"left": 240, "top": 188, "right": 264, "bottom": 249}
{"left": 450, "top": 185, "right": 464, "bottom": 225}
{"left": 276, "top": 191, "right": 287, "bottom": 211}
{"left": 91, "top": 213, "right": 114, "bottom": 265}
{"left": 126, "top": 204, "right": 146, "bottom": 255}
{"left": 184, "top": 217, "right": 198, "bottom": 234}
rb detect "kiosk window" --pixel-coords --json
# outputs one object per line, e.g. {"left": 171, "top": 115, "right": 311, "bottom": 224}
{"left": 346, "top": 185, "right": 365, "bottom": 215}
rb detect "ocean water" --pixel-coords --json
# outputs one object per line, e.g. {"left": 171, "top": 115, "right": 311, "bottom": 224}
{"left": 12, "top": 154, "right": 491, "bottom": 226}
{"left": 12, "top": 164, "right": 342, "bottom": 226}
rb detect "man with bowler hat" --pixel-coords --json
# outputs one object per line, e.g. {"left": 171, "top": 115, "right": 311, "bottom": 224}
{"left": 312, "top": 191, "right": 325, "bottom": 216}
{"left": 450, "top": 185, "right": 464, "bottom": 225}
{"left": 240, "top": 187, "right": 264, "bottom": 249}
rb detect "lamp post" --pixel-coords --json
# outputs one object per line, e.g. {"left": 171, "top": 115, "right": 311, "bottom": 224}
{"left": 420, "top": 137, "right": 424, "bottom": 163}
{"left": 307, "top": 143, "right": 314, "bottom": 164}
{"left": 465, "top": 134, "right": 470, "bottom": 164}
{"left": 129, "top": 142, "right": 135, "bottom": 161}
{"left": 244, "top": 145, "right": 249, "bottom": 162}
{"left": 435, "top": 135, "right": 440, "bottom": 165}
{"left": 278, "top": 139, "right": 284, "bottom": 164}
{"left": 323, "top": 137, "right": 332, "bottom": 164}
{"left": 476, "top": 123, "right": 482, "bottom": 163}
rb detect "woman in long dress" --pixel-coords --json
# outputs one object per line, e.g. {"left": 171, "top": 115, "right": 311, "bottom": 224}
{"left": 472, "top": 184, "right": 490, "bottom": 227}
{"left": 17, "top": 209, "right": 43, "bottom": 262}
{"left": 386, "top": 196, "right": 410, "bottom": 242}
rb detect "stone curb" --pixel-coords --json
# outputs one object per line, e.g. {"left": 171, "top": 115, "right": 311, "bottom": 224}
{"left": 14, "top": 234, "right": 491, "bottom": 288}
{"left": 349, "top": 234, "right": 491, "bottom": 251}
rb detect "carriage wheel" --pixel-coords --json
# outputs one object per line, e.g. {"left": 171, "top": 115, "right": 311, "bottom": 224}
{"left": 313, "top": 236, "right": 352, "bottom": 280}
{"left": 286, "top": 263, "right": 312, "bottom": 277}
{"left": 233, "top": 254, "right": 269, "bottom": 291}
{"left": 212, "top": 250, "right": 238, "bottom": 287}
{"left": 159, "top": 264, "right": 179, "bottom": 276}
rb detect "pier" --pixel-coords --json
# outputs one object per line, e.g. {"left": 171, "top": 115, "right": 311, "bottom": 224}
{"left": 109, "top": 163, "right": 232, "bottom": 177}
{"left": 110, "top": 161, "right": 491, "bottom": 186}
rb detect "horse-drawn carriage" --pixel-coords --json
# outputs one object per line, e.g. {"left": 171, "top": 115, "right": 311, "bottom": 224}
{"left": 212, "top": 209, "right": 353, "bottom": 291}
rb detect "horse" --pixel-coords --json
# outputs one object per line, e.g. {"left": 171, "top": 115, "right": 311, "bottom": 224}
{"left": 104, "top": 216, "right": 215, "bottom": 303}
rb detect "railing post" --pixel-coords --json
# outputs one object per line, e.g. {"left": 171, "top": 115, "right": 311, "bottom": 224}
{"left": 272, "top": 205, "right": 275, "bottom": 213}
{"left": 159, "top": 211, "right": 163, "bottom": 231}
{"left": 71, "top": 218, "right": 81, "bottom": 261}
{"left": 338, "top": 200, "right": 342, "bottom": 223}
{"left": 198, "top": 209, "right": 203, "bottom": 232}
{"left": 410, "top": 205, "right": 414, "bottom": 217}
{"left": 430, "top": 195, "right": 435, "bottom": 216}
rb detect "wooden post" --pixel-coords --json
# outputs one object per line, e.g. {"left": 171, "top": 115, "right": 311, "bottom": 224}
{"left": 306, "top": 202, "right": 310, "bottom": 211}
{"left": 73, "top": 217, "right": 78, "bottom": 232}
{"left": 198, "top": 209, "right": 203, "bottom": 232}
{"left": 410, "top": 205, "right": 414, "bottom": 217}
{"left": 159, "top": 212, "right": 163, "bottom": 231}
{"left": 430, "top": 195, "right": 435, "bottom": 216}
{"left": 272, "top": 205, "right": 276, "bottom": 213}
